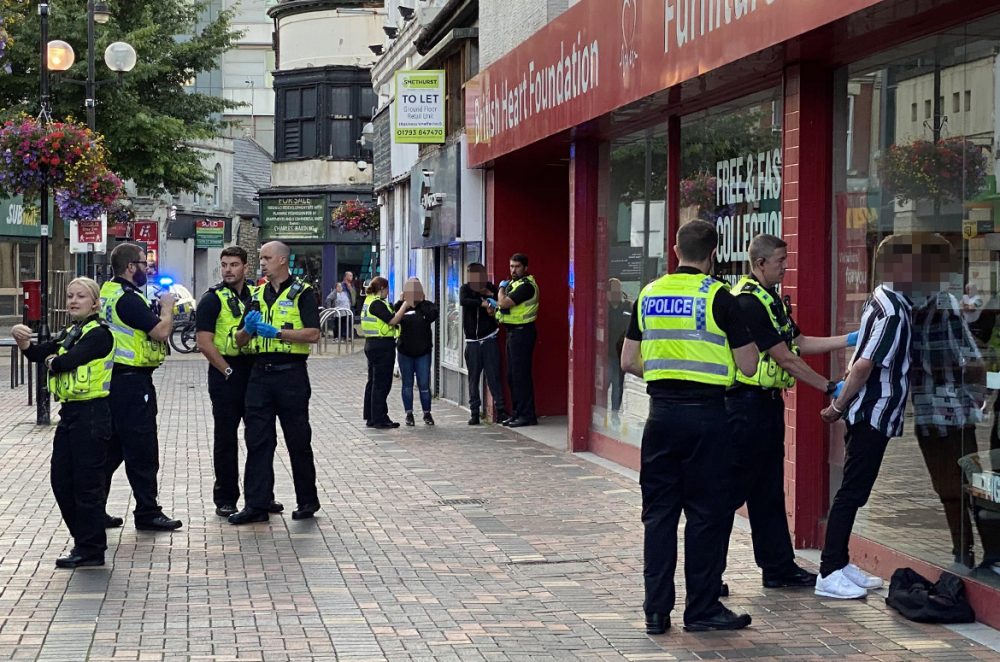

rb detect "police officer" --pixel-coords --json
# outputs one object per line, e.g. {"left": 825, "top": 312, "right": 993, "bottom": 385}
{"left": 12, "top": 277, "right": 114, "bottom": 567}
{"left": 100, "top": 243, "right": 183, "bottom": 531}
{"left": 195, "top": 246, "right": 283, "bottom": 518}
{"left": 496, "top": 253, "right": 539, "bottom": 428}
{"left": 228, "top": 241, "right": 321, "bottom": 524}
{"left": 361, "top": 276, "right": 405, "bottom": 429}
{"left": 721, "top": 234, "right": 854, "bottom": 590}
{"left": 620, "top": 220, "right": 758, "bottom": 634}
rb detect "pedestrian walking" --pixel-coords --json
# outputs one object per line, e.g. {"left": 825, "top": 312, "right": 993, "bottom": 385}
{"left": 720, "top": 234, "right": 855, "bottom": 592}
{"left": 195, "top": 246, "right": 283, "bottom": 518}
{"left": 816, "top": 233, "right": 915, "bottom": 599}
{"left": 496, "top": 253, "right": 539, "bottom": 427}
{"left": 394, "top": 278, "right": 439, "bottom": 426}
{"left": 460, "top": 263, "right": 508, "bottom": 425}
{"left": 228, "top": 241, "right": 322, "bottom": 525}
{"left": 100, "top": 243, "right": 183, "bottom": 532}
{"left": 606, "top": 278, "right": 631, "bottom": 414}
{"left": 361, "top": 277, "right": 405, "bottom": 429}
{"left": 619, "top": 219, "right": 758, "bottom": 634}
{"left": 11, "top": 277, "right": 114, "bottom": 568}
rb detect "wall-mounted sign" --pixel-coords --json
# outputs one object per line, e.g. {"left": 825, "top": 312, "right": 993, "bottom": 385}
{"left": 394, "top": 70, "right": 446, "bottom": 144}
{"left": 0, "top": 196, "right": 40, "bottom": 237}
{"left": 70, "top": 215, "right": 107, "bottom": 254}
{"left": 260, "top": 197, "right": 326, "bottom": 241}
{"left": 133, "top": 220, "right": 159, "bottom": 276}
{"left": 195, "top": 219, "right": 225, "bottom": 248}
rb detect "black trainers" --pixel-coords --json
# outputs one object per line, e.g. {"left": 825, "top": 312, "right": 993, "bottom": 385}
{"left": 423, "top": 412, "right": 435, "bottom": 426}
{"left": 215, "top": 504, "right": 238, "bottom": 517}
{"left": 405, "top": 412, "right": 415, "bottom": 426}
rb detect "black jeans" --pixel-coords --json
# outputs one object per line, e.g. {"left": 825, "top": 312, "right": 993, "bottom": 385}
{"left": 722, "top": 388, "right": 796, "bottom": 577}
{"left": 608, "top": 355, "right": 625, "bottom": 412}
{"left": 465, "top": 335, "right": 505, "bottom": 416}
{"left": 105, "top": 370, "right": 163, "bottom": 521}
{"left": 53, "top": 400, "right": 111, "bottom": 558}
{"left": 364, "top": 339, "right": 396, "bottom": 424}
{"left": 641, "top": 397, "right": 733, "bottom": 624}
{"left": 208, "top": 360, "right": 252, "bottom": 507}
{"left": 505, "top": 323, "right": 537, "bottom": 421}
{"left": 243, "top": 361, "right": 317, "bottom": 511}
{"left": 819, "top": 422, "right": 890, "bottom": 577}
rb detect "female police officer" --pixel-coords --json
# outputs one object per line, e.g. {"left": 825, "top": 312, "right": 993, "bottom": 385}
{"left": 11, "top": 277, "right": 114, "bottom": 568}
{"left": 362, "top": 277, "right": 408, "bottom": 429}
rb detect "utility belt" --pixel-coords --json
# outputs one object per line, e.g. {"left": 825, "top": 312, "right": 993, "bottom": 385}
{"left": 465, "top": 329, "right": 499, "bottom": 344}
{"left": 253, "top": 360, "right": 306, "bottom": 374}
{"left": 726, "top": 384, "right": 784, "bottom": 400}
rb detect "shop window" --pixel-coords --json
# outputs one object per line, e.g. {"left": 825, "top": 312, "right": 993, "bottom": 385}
{"left": 441, "top": 242, "right": 482, "bottom": 370}
{"left": 832, "top": 17, "right": 1000, "bottom": 588}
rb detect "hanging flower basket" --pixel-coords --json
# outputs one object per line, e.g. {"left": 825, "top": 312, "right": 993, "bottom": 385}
{"left": 679, "top": 172, "right": 718, "bottom": 210}
{"left": 878, "top": 137, "right": 988, "bottom": 204}
{"left": 0, "top": 115, "right": 111, "bottom": 198}
{"left": 331, "top": 200, "right": 379, "bottom": 234}
{"left": 55, "top": 169, "right": 124, "bottom": 221}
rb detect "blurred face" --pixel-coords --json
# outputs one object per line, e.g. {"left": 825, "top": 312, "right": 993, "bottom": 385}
{"left": 403, "top": 280, "right": 425, "bottom": 302}
{"left": 467, "top": 270, "right": 485, "bottom": 288}
{"left": 607, "top": 280, "right": 623, "bottom": 304}
{"left": 509, "top": 260, "right": 526, "bottom": 279}
{"left": 336, "top": 283, "right": 344, "bottom": 293}
{"left": 220, "top": 255, "right": 247, "bottom": 286}
{"left": 755, "top": 247, "right": 788, "bottom": 287}
{"left": 344, "top": 271, "right": 353, "bottom": 283}
{"left": 66, "top": 283, "right": 98, "bottom": 320}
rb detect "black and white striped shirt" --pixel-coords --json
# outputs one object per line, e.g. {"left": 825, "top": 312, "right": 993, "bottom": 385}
{"left": 845, "top": 285, "right": 913, "bottom": 437}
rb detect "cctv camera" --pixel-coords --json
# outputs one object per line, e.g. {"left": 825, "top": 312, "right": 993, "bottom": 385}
{"left": 357, "top": 160, "right": 369, "bottom": 172}
{"left": 369, "top": 44, "right": 384, "bottom": 56}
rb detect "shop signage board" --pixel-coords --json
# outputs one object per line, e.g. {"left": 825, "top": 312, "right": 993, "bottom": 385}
{"left": 261, "top": 197, "right": 326, "bottom": 240}
{"left": 394, "top": 70, "right": 446, "bottom": 144}
{"left": 70, "top": 215, "right": 107, "bottom": 254}
{"left": 465, "top": 0, "right": 886, "bottom": 166}
{"left": 133, "top": 220, "right": 159, "bottom": 275}
{"left": 195, "top": 219, "right": 225, "bottom": 248}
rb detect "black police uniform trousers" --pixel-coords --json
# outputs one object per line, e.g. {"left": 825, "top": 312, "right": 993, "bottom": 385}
{"left": 721, "top": 387, "right": 797, "bottom": 578}
{"left": 105, "top": 370, "right": 163, "bottom": 521}
{"left": 641, "top": 396, "right": 732, "bottom": 624}
{"left": 364, "top": 338, "right": 396, "bottom": 424}
{"left": 505, "top": 322, "right": 537, "bottom": 421}
{"left": 465, "top": 334, "right": 505, "bottom": 417}
{"left": 207, "top": 359, "right": 252, "bottom": 507}
{"left": 53, "top": 399, "right": 111, "bottom": 558}
{"left": 243, "top": 360, "right": 318, "bottom": 511}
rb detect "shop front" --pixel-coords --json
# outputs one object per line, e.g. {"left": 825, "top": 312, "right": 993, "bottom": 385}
{"left": 467, "top": 0, "right": 1000, "bottom": 625}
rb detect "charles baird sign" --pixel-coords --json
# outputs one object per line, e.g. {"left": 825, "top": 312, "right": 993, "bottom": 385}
{"left": 260, "top": 197, "right": 326, "bottom": 241}
{"left": 394, "top": 71, "right": 446, "bottom": 144}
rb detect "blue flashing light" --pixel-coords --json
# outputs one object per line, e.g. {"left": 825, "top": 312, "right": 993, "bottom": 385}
{"left": 157, "top": 276, "right": 175, "bottom": 287}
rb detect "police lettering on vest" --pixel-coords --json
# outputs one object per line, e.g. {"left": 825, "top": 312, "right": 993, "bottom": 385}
{"left": 733, "top": 276, "right": 797, "bottom": 389}
{"left": 250, "top": 279, "right": 312, "bottom": 355}
{"left": 497, "top": 275, "right": 540, "bottom": 325}
{"left": 99, "top": 281, "right": 167, "bottom": 368}
{"left": 49, "top": 320, "right": 114, "bottom": 402}
{"left": 637, "top": 273, "right": 736, "bottom": 386}
{"left": 361, "top": 294, "right": 399, "bottom": 339}
{"left": 211, "top": 283, "right": 253, "bottom": 357}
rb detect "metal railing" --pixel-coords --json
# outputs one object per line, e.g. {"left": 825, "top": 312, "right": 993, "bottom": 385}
{"left": 318, "top": 307, "right": 355, "bottom": 355}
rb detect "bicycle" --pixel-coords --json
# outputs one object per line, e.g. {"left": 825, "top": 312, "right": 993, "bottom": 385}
{"left": 169, "top": 317, "right": 199, "bottom": 354}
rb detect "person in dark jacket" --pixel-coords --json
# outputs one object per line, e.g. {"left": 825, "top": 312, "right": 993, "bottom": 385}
{"left": 394, "top": 278, "right": 439, "bottom": 426}
{"left": 460, "top": 263, "right": 508, "bottom": 425}
{"left": 12, "top": 277, "right": 115, "bottom": 568}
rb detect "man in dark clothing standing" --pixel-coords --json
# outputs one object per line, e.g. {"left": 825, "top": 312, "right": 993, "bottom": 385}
{"left": 606, "top": 278, "right": 631, "bottom": 413}
{"left": 496, "top": 253, "right": 539, "bottom": 428}
{"left": 461, "top": 263, "right": 508, "bottom": 425}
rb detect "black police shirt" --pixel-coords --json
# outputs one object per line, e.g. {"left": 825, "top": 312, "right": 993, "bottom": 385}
{"left": 625, "top": 267, "right": 753, "bottom": 400}
{"left": 367, "top": 298, "right": 395, "bottom": 331}
{"left": 243, "top": 277, "right": 321, "bottom": 364}
{"left": 735, "top": 275, "right": 801, "bottom": 353}
{"left": 23, "top": 314, "right": 114, "bottom": 374}
{"left": 111, "top": 277, "right": 162, "bottom": 373}
{"left": 196, "top": 281, "right": 255, "bottom": 366}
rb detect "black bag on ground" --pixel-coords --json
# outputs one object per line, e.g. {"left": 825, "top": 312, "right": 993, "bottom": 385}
{"left": 885, "top": 568, "right": 975, "bottom": 623}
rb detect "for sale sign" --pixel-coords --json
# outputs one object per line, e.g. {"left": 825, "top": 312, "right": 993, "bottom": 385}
{"left": 394, "top": 70, "right": 445, "bottom": 144}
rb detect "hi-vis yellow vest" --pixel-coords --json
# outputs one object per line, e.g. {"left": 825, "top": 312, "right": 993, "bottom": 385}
{"left": 636, "top": 272, "right": 736, "bottom": 386}
{"left": 497, "top": 275, "right": 539, "bottom": 325}
{"left": 361, "top": 295, "right": 398, "bottom": 339}
{"left": 733, "top": 276, "right": 797, "bottom": 389}
{"left": 49, "top": 319, "right": 114, "bottom": 402}
{"left": 100, "top": 281, "right": 167, "bottom": 368}
{"left": 211, "top": 284, "right": 253, "bottom": 357}
{"left": 250, "top": 279, "right": 312, "bottom": 355}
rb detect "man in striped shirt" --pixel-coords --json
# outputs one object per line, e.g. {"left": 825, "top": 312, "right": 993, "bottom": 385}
{"left": 816, "top": 234, "right": 915, "bottom": 599}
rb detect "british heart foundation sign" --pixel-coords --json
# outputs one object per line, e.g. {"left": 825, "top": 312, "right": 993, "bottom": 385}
{"left": 465, "top": 0, "right": 887, "bottom": 166}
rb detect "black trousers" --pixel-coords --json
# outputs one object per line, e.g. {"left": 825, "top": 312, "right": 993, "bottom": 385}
{"left": 505, "top": 323, "right": 537, "bottom": 421}
{"left": 53, "top": 400, "right": 111, "bottom": 558}
{"left": 364, "top": 339, "right": 396, "bottom": 424}
{"left": 819, "top": 422, "right": 890, "bottom": 577}
{"left": 105, "top": 370, "right": 163, "bottom": 521}
{"left": 208, "top": 361, "right": 252, "bottom": 507}
{"left": 465, "top": 335, "right": 505, "bottom": 416}
{"left": 641, "top": 397, "right": 733, "bottom": 624}
{"left": 722, "top": 389, "right": 796, "bottom": 577}
{"left": 243, "top": 361, "right": 317, "bottom": 511}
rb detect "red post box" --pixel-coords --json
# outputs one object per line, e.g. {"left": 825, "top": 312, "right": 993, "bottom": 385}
{"left": 21, "top": 280, "right": 41, "bottom": 322}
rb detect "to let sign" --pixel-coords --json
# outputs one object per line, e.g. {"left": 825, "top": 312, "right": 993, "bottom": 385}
{"left": 394, "top": 70, "right": 446, "bottom": 144}
{"left": 195, "top": 219, "right": 225, "bottom": 248}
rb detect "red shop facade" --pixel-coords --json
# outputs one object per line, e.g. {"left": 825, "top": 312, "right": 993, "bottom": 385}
{"left": 467, "top": 0, "right": 1000, "bottom": 626}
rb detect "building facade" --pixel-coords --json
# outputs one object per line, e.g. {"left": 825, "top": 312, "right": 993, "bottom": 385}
{"left": 469, "top": 0, "right": 1000, "bottom": 627}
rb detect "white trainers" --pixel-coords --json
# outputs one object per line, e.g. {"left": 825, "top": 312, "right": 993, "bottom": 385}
{"left": 815, "top": 569, "right": 867, "bottom": 599}
{"left": 842, "top": 563, "right": 883, "bottom": 589}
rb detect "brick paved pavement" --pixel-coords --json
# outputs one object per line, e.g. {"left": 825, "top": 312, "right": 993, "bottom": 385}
{"left": 0, "top": 351, "right": 997, "bottom": 661}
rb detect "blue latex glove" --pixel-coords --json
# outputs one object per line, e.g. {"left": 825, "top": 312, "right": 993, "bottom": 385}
{"left": 255, "top": 322, "right": 279, "bottom": 339}
{"left": 498, "top": 280, "right": 510, "bottom": 289}
{"left": 486, "top": 297, "right": 499, "bottom": 309}
{"left": 833, "top": 381, "right": 845, "bottom": 398}
{"left": 243, "top": 310, "right": 262, "bottom": 334}
{"left": 846, "top": 331, "right": 859, "bottom": 347}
